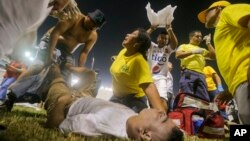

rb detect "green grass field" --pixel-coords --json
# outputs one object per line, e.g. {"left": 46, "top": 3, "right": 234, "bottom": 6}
{"left": 0, "top": 106, "right": 228, "bottom": 141}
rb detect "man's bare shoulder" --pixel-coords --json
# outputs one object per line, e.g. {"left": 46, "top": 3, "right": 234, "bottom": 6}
{"left": 87, "top": 30, "right": 98, "bottom": 42}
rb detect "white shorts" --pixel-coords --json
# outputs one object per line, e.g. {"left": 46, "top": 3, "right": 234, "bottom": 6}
{"left": 154, "top": 78, "right": 168, "bottom": 101}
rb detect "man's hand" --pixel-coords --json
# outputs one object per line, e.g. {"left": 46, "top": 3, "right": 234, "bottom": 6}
{"left": 203, "top": 33, "right": 211, "bottom": 45}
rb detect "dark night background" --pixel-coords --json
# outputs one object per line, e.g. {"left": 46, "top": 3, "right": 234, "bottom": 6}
{"left": 38, "top": 0, "right": 249, "bottom": 94}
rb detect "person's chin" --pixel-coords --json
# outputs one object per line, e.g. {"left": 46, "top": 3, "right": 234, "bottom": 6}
{"left": 122, "top": 42, "right": 126, "bottom": 48}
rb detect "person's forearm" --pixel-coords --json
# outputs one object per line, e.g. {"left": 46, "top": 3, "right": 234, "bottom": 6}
{"left": 176, "top": 51, "right": 193, "bottom": 59}
{"left": 143, "top": 83, "right": 166, "bottom": 112}
{"left": 207, "top": 43, "right": 216, "bottom": 59}
{"left": 8, "top": 66, "right": 26, "bottom": 73}
{"left": 147, "top": 25, "right": 158, "bottom": 35}
{"left": 79, "top": 53, "right": 87, "bottom": 67}
{"left": 166, "top": 27, "right": 178, "bottom": 50}
{"left": 147, "top": 93, "right": 166, "bottom": 112}
{"left": 69, "top": 66, "right": 87, "bottom": 73}
{"left": 214, "top": 73, "right": 222, "bottom": 85}
{"left": 49, "top": 33, "right": 60, "bottom": 60}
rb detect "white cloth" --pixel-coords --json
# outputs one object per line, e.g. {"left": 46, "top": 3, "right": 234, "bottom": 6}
{"left": 0, "top": 0, "right": 52, "bottom": 58}
{"left": 145, "top": 2, "right": 177, "bottom": 27}
{"left": 59, "top": 97, "right": 137, "bottom": 138}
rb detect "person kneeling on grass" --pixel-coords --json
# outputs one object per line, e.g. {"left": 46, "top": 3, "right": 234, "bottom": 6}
{"left": 44, "top": 64, "right": 183, "bottom": 141}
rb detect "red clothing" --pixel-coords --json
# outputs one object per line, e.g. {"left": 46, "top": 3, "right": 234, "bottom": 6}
{"left": 3, "top": 61, "right": 26, "bottom": 78}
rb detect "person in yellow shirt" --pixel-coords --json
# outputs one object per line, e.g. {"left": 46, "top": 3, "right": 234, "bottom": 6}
{"left": 203, "top": 65, "right": 224, "bottom": 102}
{"left": 176, "top": 30, "right": 215, "bottom": 101}
{"left": 198, "top": 1, "right": 250, "bottom": 124}
{"left": 110, "top": 28, "right": 166, "bottom": 113}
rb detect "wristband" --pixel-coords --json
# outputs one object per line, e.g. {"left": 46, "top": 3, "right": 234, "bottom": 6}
{"left": 217, "top": 84, "right": 224, "bottom": 92}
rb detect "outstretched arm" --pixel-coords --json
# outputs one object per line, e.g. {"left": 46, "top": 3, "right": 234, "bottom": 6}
{"left": 141, "top": 83, "right": 167, "bottom": 112}
{"left": 78, "top": 32, "right": 97, "bottom": 66}
{"left": 165, "top": 24, "right": 178, "bottom": 50}
{"left": 146, "top": 25, "right": 158, "bottom": 35}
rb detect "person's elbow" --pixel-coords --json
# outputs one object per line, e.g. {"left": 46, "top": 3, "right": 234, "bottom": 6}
{"left": 175, "top": 51, "right": 182, "bottom": 59}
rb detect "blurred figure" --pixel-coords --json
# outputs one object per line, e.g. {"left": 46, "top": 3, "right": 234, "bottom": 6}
{"left": 0, "top": 0, "right": 76, "bottom": 58}
{"left": 203, "top": 65, "right": 224, "bottom": 102}
{"left": 198, "top": 1, "right": 250, "bottom": 124}
{"left": 0, "top": 58, "right": 27, "bottom": 103}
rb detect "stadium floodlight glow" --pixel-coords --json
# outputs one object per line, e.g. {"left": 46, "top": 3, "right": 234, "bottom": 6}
{"left": 100, "top": 86, "right": 113, "bottom": 91}
{"left": 71, "top": 77, "right": 79, "bottom": 87}
{"left": 29, "top": 57, "right": 34, "bottom": 61}
{"left": 24, "top": 51, "right": 31, "bottom": 57}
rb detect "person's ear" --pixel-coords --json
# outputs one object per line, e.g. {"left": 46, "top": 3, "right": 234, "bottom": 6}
{"left": 133, "top": 42, "right": 140, "bottom": 48}
{"left": 139, "top": 128, "right": 152, "bottom": 141}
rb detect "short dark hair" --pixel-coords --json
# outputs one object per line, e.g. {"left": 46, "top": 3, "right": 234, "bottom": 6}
{"left": 159, "top": 30, "right": 168, "bottom": 35}
{"left": 166, "top": 127, "right": 184, "bottom": 141}
{"left": 189, "top": 30, "right": 201, "bottom": 39}
{"left": 136, "top": 28, "right": 151, "bottom": 60}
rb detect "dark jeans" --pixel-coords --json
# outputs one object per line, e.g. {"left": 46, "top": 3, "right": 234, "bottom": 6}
{"left": 179, "top": 69, "right": 210, "bottom": 101}
{"left": 110, "top": 94, "right": 148, "bottom": 113}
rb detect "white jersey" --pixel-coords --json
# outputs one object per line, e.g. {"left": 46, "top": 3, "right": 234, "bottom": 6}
{"left": 59, "top": 97, "right": 137, "bottom": 138}
{"left": 147, "top": 42, "right": 174, "bottom": 79}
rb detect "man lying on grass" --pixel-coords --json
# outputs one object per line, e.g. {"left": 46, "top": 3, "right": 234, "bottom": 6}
{"left": 44, "top": 63, "right": 184, "bottom": 141}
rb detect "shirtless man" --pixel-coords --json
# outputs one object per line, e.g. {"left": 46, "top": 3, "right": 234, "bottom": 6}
{"left": 47, "top": 9, "right": 106, "bottom": 70}
{"left": 0, "top": 9, "right": 105, "bottom": 112}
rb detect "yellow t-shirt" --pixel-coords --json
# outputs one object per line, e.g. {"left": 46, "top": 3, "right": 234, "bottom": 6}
{"left": 110, "top": 48, "right": 153, "bottom": 98}
{"left": 214, "top": 4, "right": 250, "bottom": 95}
{"left": 203, "top": 66, "right": 217, "bottom": 91}
{"left": 178, "top": 44, "right": 208, "bottom": 73}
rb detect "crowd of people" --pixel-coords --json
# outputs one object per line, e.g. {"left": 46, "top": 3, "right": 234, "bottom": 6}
{"left": 0, "top": 0, "right": 249, "bottom": 140}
